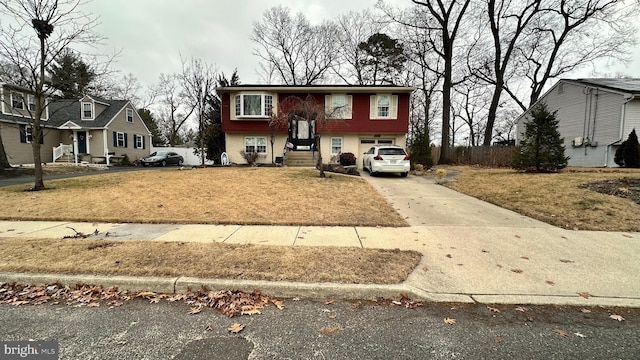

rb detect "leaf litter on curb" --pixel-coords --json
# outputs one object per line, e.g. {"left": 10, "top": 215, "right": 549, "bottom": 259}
{"left": 0, "top": 282, "right": 283, "bottom": 318}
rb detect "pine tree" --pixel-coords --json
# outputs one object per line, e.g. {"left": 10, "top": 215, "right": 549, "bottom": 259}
{"left": 409, "top": 125, "right": 433, "bottom": 169}
{"left": 512, "top": 102, "right": 569, "bottom": 172}
{"left": 615, "top": 129, "right": 640, "bottom": 168}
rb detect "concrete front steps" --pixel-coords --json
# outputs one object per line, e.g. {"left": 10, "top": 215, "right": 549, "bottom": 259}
{"left": 285, "top": 151, "right": 316, "bottom": 167}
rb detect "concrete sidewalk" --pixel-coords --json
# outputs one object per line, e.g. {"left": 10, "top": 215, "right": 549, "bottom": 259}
{"left": 1, "top": 174, "right": 639, "bottom": 307}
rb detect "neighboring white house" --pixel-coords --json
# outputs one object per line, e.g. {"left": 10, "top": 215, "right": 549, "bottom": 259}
{"left": 516, "top": 78, "right": 640, "bottom": 167}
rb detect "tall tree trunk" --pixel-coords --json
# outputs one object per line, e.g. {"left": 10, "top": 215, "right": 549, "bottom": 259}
{"left": 438, "top": 41, "right": 453, "bottom": 164}
{"left": 32, "top": 34, "right": 46, "bottom": 190}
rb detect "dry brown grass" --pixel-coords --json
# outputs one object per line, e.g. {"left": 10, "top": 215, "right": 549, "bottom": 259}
{"left": 0, "top": 168, "right": 407, "bottom": 227}
{"left": 0, "top": 237, "right": 421, "bottom": 284}
{"left": 445, "top": 166, "right": 640, "bottom": 231}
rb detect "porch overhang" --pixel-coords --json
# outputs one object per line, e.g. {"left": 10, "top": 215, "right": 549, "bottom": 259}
{"left": 58, "top": 121, "right": 82, "bottom": 130}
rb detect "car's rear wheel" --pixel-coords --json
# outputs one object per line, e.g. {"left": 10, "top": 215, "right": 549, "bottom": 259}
{"left": 161, "top": 160, "right": 167, "bottom": 167}
{"left": 400, "top": 172, "right": 408, "bottom": 177}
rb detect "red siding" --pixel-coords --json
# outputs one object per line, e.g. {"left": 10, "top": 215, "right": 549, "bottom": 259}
{"left": 221, "top": 92, "right": 410, "bottom": 134}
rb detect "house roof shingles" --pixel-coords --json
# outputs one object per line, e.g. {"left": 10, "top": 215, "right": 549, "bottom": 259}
{"left": 47, "top": 99, "right": 129, "bottom": 128}
{"left": 572, "top": 78, "right": 640, "bottom": 94}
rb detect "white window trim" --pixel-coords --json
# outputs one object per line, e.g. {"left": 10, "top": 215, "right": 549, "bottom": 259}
{"left": 135, "top": 134, "right": 144, "bottom": 148}
{"left": 369, "top": 94, "right": 398, "bottom": 120}
{"left": 330, "top": 137, "right": 343, "bottom": 155}
{"left": 82, "top": 102, "right": 94, "bottom": 120}
{"left": 27, "top": 95, "right": 37, "bottom": 111}
{"left": 325, "top": 94, "right": 352, "bottom": 119}
{"left": 244, "top": 136, "right": 268, "bottom": 154}
{"left": 126, "top": 108, "right": 134, "bottom": 123}
{"left": 25, "top": 126, "right": 33, "bottom": 143}
{"left": 234, "top": 94, "right": 273, "bottom": 118}
{"left": 11, "top": 91, "right": 24, "bottom": 109}
{"left": 116, "top": 132, "right": 125, "bottom": 147}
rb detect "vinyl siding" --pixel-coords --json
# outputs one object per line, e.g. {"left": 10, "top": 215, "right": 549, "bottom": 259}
{"left": 106, "top": 105, "right": 151, "bottom": 161}
{"left": 1, "top": 123, "right": 57, "bottom": 165}
{"left": 518, "top": 81, "right": 628, "bottom": 167}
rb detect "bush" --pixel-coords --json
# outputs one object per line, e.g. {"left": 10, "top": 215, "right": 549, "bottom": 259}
{"left": 512, "top": 102, "right": 568, "bottom": 172}
{"left": 120, "top": 154, "right": 131, "bottom": 166}
{"left": 409, "top": 125, "right": 434, "bottom": 168}
{"left": 614, "top": 129, "right": 640, "bottom": 168}
{"left": 339, "top": 152, "right": 356, "bottom": 166}
{"left": 240, "top": 150, "right": 259, "bottom": 166}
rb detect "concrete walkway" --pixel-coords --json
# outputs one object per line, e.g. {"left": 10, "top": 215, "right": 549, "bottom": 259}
{"left": 1, "top": 173, "right": 639, "bottom": 307}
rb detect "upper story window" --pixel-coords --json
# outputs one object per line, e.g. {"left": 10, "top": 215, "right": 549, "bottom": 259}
{"left": 234, "top": 94, "right": 273, "bottom": 118}
{"left": 82, "top": 102, "right": 93, "bottom": 119}
{"left": 11, "top": 92, "right": 24, "bottom": 109}
{"left": 27, "top": 95, "right": 36, "bottom": 111}
{"left": 369, "top": 94, "right": 398, "bottom": 120}
{"left": 325, "top": 94, "right": 352, "bottom": 119}
{"left": 126, "top": 108, "right": 134, "bottom": 123}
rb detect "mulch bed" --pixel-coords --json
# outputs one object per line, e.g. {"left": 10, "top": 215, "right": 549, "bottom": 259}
{"left": 579, "top": 177, "right": 640, "bottom": 204}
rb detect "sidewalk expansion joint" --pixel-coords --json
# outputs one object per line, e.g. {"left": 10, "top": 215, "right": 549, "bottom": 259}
{"left": 354, "top": 227, "right": 364, "bottom": 248}
{"left": 222, "top": 226, "right": 242, "bottom": 243}
{"left": 292, "top": 226, "right": 301, "bottom": 246}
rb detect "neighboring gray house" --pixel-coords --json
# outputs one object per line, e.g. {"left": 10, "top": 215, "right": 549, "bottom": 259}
{"left": 516, "top": 78, "right": 640, "bottom": 167}
{"left": 0, "top": 83, "right": 152, "bottom": 165}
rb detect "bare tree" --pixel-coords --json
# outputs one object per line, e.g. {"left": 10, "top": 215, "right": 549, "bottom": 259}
{"left": 410, "top": 0, "right": 472, "bottom": 164}
{"left": 509, "top": 0, "right": 638, "bottom": 109}
{"left": 474, "top": 0, "right": 542, "bottom": 145}
{"left": 152, "top": 73, "right": 197, "bottom": 146}
{"left": 251, "top": 6, "right": 339, "bottom": 85}
{"left": 0, "top": 0, "right": 101, "bottom": 189}
{"left": 332, "top": 10, "right": 386, "bottom": 84}
{"left": 181, "top": 57, "right": 217, "bottom": 166}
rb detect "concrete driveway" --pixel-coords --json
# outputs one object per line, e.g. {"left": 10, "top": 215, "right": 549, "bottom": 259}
{"left": 361, "top": 172, "right": 640, "bottom": 306}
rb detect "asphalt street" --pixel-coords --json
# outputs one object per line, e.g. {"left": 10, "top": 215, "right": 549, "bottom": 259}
{"left": 1, "top": 300, "right": 638, "bottom": 359}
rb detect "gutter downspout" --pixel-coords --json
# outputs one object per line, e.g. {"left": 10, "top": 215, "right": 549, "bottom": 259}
{"left": 605, "top": 94, "right": 635, "bottom": 167}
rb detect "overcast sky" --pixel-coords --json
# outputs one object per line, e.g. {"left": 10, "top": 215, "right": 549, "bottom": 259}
{"left": 82, "top": 0, "right": 639, "bottom": 89}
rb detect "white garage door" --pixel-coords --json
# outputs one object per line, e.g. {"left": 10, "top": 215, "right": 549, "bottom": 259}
{"left": 358, "top": 139, "right": 394, "bottom": 168}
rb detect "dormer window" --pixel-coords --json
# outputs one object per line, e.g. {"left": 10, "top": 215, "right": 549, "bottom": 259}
{"left": 82, "top": 102, "right": 93, "bottom": 119}
{"left": 11, "top": 92, "right": 24, "bottom": 109}
{"left": 126, "top": 108, "right": 134, "bottom": 123}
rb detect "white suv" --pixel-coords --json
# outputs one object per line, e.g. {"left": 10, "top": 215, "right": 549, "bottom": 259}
{"left": 362, "top": 145, "right": 410, "bottom": 177}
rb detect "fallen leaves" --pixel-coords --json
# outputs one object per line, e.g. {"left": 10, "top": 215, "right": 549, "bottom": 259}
{"left": 228, "top": 323, "right": 245, "bottom": 333}
{"left": 515, "top": 306, "right": 528, "bottom": 312}
{"left": 486, "top": 306, "right": 501, "bottom": 313}
{"left": 320, "top": 325, "right": 343, "bottom": 336}
{"left": 189, "top": 307, "right": 202, "bottom": 315}
{"left": 545, "top": 280, "right": 555, "bottom": 286}
{"left": 577, "top": 292, "right": 591, "bottom": 299}
{"left": 559, "top": 259, "right": 575, "bottom": 263}
{"left": 0, "top": 283, "right": 284, "bottom": 318}
{"left": 443, "top": 317, "right": 456, "bottom": 325}
{"left": 511, "top": 269, "right": 523, "bottom": 274}
{"left": 609, "top": 314, "right": 625, "bottom": 321}
{"left": 554, "top": 329, "right": 568, "bottom": 337}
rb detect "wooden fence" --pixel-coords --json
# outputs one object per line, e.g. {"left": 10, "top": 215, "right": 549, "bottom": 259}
{"left": 430, "top": 146, "right": 516, "bottom": 167}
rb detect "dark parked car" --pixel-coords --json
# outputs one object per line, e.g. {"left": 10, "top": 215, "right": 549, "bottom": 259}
{"left": 141, "top": 151, "right": 184, "bottom": 167}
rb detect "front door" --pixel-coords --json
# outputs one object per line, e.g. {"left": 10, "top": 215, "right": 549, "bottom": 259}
{"left": 77, "top": 131, "right": 87, "bottom": 154}
{"left": 288, "top": 115, "right": 315, "bottom": 149}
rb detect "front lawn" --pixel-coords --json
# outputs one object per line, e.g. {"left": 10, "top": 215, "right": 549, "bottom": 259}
{"left": 0, "top": 237, "right": 421, "bottom": 284}
{"left": 444, "top": 166, "right": 640, "bottom": 232}
{"left": 0, "top": 167, "right": 407, "bottom": 227}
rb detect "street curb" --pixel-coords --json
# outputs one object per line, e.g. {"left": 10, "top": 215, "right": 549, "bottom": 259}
{"left": 2, "top": 272, "right": 639, "bottom": 307}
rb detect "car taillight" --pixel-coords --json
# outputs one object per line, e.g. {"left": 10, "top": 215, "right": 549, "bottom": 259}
{"left": 404, "top": 155, "right": 410, "bottom": 160}
{"left": 374, "top": 155, "right": 383, "bottom": 160}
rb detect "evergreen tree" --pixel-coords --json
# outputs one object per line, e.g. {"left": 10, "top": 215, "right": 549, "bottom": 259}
{"left": 358, "top": 33, "right": 406, "bottom": 85}
{"left": 137, "top": 108, "right": 163, "bottom": 146}
{"left": 200, "top": 69, "right": 239, "bottom": 162}
{"left": 48, "top": 49, "right": 95, "bottom": 99}
{"left": 614, "top": 129, "right": 640, "bottom": 168}
{"left": 409, "top": 125, "right": 434, "bottom": 169}
{"left": 512, "top": 102, "right": 569, "bottom": 172}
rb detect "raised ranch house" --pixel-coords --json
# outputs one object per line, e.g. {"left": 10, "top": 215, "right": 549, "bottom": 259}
{"left": 516, "top": 78, "right": 640, "bottom": 167}
{"left": 0, "top": 83, "right": 152, "bottom": 165}
{"left": 217, "top": 85, "right": 415, "bottom": 168}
